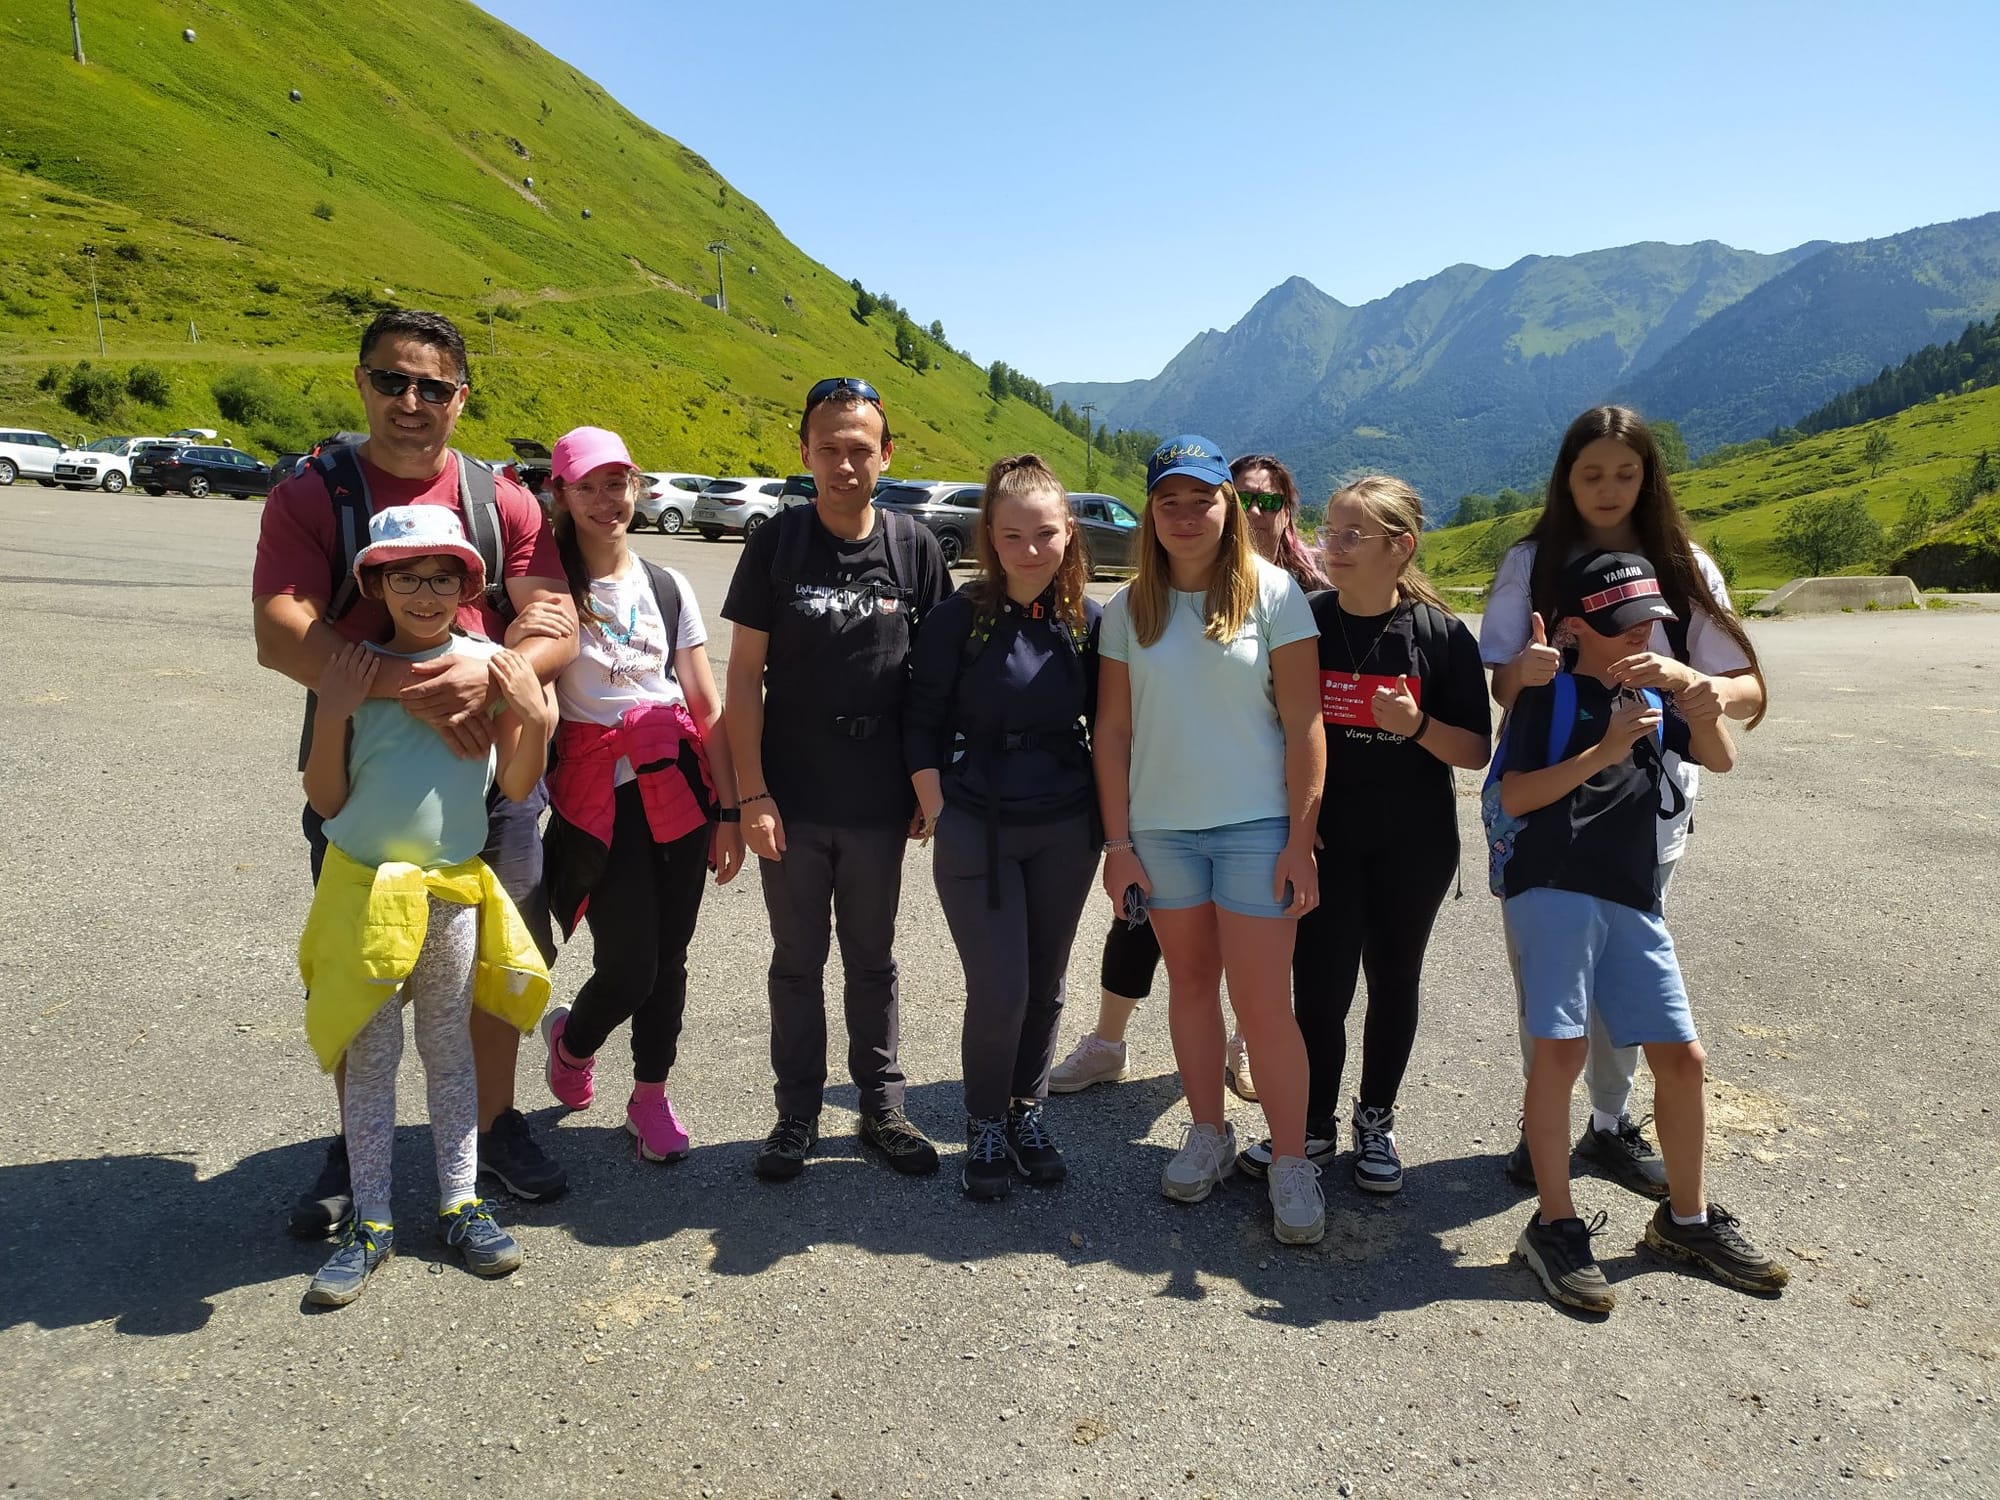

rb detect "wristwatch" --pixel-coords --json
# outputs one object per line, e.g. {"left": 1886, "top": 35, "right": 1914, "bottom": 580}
{"left": 716, "top": 807, "right": 741, "bottom": 823}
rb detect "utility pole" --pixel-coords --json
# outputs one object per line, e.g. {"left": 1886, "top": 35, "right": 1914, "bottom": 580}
{"left": 1080, "top": 403, "right": 1097, "bottom": 489}
{"left": 70, "top": 0, "right": 84, "bottom": 63}
{"left": 82, "top": 244, "right": 105, "bottom": 355}
{"left": 705, "top": 240, "right": 729, "bottom": 312}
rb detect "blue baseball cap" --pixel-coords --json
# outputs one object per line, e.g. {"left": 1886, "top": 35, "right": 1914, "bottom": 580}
{"left": 1146, "top": 434, "right": 1231, "bottom": 494}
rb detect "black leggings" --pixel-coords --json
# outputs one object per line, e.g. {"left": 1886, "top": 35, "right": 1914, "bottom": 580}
{"left": 1100, "top": 916, "right": 1162, "bottom": 1002}
{"left": 1291, "top": 831, "right": 1458, "bottom": 1126}
{"left": 561, "top": 780, "right": 711, "bottom": 1084}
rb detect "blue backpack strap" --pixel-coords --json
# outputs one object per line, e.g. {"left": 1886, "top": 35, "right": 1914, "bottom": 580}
{"left": 1544, "top": 672, "right": 1577, "bottom": 766}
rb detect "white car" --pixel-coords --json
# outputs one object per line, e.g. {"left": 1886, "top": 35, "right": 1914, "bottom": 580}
{"left": 0, "top": 428, "right": 68, "bottom": 486}
{"left": 690, "top": 475, "right": 796, "bottom": 541}
{"left": 637, "top": 472, "right": 716, "bottom": 534}
{"left": 53, "top": 435, "right": 173, "bottom": 493}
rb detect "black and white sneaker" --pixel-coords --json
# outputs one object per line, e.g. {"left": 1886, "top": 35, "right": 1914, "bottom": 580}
{"left": 1238, "top": 1119, "right": 1339, "bottom": 1181}
{"left": 963, "top": 1115, "right": 1012, "bottom": 1202}
{"left": 1005, "top": 1100, "right": 1066, "bottom": 1187}
{"left": 289, "top": 1135, "right": 353, "bottom": 1239}
{"left": 1516, "top": 1209, "right": 1615, "bottom": 1314}
{"left": 1352, "top": 1102, "right": 1403, "bottom": 1195}
{"left": 753, "top": 1115, "right": 819, "bottom": 1182}
{"left": 477, "top": 1108, "right": 568, "bottom": 1201}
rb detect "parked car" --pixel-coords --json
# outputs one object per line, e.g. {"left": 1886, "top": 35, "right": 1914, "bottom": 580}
{"left": 131, "top": 444, "right": 275, "bottom": 498}
{"left": 637, "top": 472, "right": 716, "bottom": 534}
{"left": 53, "top": 435, "right": 176, "bottom": 493}
{"left": 166, "top": 427, "right": 223, "bottom": 444}
{"left": 0, "top": 428, "right": 68, "bottom": 486}
{"left": 690, "top": 474, "right": 814, "bottom": 541}
{"left": 872, "top": 480, "right": 983, "bottom": 566}
{"left": 269, "top": 452, "right": 310, "bottom": 484}
{"left": 1068, "top": 491, "right": 1143, "bottom": 577}
{"left": 500, "top": 437, "right": 553, "bottom": 503}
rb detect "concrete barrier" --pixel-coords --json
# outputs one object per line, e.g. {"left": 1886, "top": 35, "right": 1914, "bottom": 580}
{"left": 1750, "top": 575, "right": 1921, "bottom": 615}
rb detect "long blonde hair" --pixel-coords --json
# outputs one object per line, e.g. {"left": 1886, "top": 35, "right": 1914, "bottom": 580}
{"left": 1327, "top": 475, "right": 1453, "bottom": 614}
{"left": 1130, "top": 479, "right": 1258, "bottom": 647}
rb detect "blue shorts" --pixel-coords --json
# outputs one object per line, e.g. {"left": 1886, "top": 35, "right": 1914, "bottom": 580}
{"left": 1502, "top": 887, "right": 1695, "bottom": 1047}
{"left": 1133, "top": 817, "right": 1294, "bottom": 920}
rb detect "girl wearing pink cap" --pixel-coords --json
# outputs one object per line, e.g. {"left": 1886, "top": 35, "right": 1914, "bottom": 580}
{"left": 533, "top": 426, "right": 743, "bottom": 1163}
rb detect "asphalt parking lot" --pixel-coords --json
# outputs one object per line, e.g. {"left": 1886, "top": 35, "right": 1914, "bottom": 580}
{"left": 2, "top": 490, "right": 1996, "bottom": 1498}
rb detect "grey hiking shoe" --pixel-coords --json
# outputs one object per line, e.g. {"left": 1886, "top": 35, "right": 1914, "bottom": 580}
{"left": 1576, "top": 1113, "right": 1670, "bottom": 1199}
{"left": 305, "top": 1218, "right": 392, "bottom": 1307}
{"left": 437, "top": 1199, "right": 523, "bottom": 1278}
{"left": 1643, "top": 1203, "right": 1790, "bottom": 1294}
{"left": 1516, "top": 1209, "right": 1615, "bottom": 1314}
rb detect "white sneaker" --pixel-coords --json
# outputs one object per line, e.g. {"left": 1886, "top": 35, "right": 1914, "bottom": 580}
{"left": 1237, "top": 1128, "right": 1340, "bottom": 1181}
{"left": 1161, "top": 1122, "right": 1237, "bottom": 1202}
{"left": 1268, "top": 1155, "right": 1326, "bottom": 1245}
{"left": 1048, "top": 1034, "right": 1128, "bottom": 1093}
{"left": 1225, "top": 1032, "right": 1257, "bottom": 1102}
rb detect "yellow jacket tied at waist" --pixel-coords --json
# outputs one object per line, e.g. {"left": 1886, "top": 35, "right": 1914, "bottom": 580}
{"left": 301, "top": 845, "right": 551, "bottom": 1072}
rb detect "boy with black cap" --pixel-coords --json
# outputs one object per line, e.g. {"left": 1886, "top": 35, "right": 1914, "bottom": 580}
{"left": 1497, "top": 550, "right": 1788, "bottom": 1313}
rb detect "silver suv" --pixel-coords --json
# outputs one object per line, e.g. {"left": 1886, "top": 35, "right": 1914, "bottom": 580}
{"left": 690, "top": 474, "right": 815, "bottom": 541}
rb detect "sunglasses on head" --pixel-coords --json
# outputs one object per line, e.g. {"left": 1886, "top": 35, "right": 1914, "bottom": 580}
{"left": 1238, "top": 490, "right": 1287, "bottom": 514}
{"left": 363, "top": 367, "right": 464, "bottom": 406}
{"left": 804, "top": 376, "right": 882, "bottom": 411}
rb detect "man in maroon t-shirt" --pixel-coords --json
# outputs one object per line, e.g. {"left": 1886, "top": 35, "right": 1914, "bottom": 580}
{"left": 253, "top": 309, "right": 579, "bottom": 1231}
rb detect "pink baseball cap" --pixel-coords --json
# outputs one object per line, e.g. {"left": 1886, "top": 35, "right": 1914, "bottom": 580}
{"left": 551, "top": 426, "right": 638, "bottom": 484}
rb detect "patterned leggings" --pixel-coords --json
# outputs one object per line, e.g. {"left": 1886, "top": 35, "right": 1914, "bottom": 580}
{"left": 342, "top": 896, "right": 479, "bottom": 1224}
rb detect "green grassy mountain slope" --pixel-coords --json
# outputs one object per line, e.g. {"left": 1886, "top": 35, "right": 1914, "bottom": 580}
{"left": 0, "top": 2, "right": 1138, "bottom": 495}
{"left": 1417, "top": 381, "right": 2000, "bottom": 592}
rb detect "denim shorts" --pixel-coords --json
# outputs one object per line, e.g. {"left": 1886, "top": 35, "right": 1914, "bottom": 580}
{"left": 1133, "top": 816, "right": 1294, "bottom": 920}
{"left": 1503, "top": 886, "right": 1694, "bottom": 1047}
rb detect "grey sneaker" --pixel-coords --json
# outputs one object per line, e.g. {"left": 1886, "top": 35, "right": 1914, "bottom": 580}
{"left": 1237, "top": 1123, "right": 1339, "bottom": 1181}
{"left": 1516, "top": 1209, "right": 1615, "bottom": 1314}
{"left": 1577, "top": 1113, "right": 1670, "bottom": 1199}
{"left": 437, "top": 1199, "right": 523, "bottom": 1279}
{"left": 1353, "top": 1102, "right": 1403, "bottom": 1195}
{"left": 1224, "top": 1032, "right": 1257, "bottom": 1102}
{"left": 1643, "top": 1203, "right": 1790, "bottom": 1294}
{"left": 1048, "top": 1034, "right": 1128, "bottom": 1093}
{"left": 1268, "top": 1155, "right": 1325, "bottom": 1245}
{"left": 1161, "top": 1122, "right": 1237, "bottom": 1203}
{"left": 305, "top": 1218, "right": 393, "bottom": 1307}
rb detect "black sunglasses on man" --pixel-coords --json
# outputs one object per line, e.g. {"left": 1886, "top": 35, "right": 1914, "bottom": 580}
{"left": 363, "top": 366, "right": 465, "bottom": 406}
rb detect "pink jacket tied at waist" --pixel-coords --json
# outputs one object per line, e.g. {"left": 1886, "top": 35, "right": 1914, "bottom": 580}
{"left": 548, "top": 699, "right": 715, "bottom": 848}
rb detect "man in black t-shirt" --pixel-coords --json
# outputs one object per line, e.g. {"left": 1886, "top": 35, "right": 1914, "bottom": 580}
{"left": 723, "top": 378, "right": 950, "bottom": 1182}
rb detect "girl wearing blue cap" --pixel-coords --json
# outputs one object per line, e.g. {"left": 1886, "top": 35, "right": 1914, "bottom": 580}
{"left": 1096, "top": 436, "right": 1328, "bottom": 1245}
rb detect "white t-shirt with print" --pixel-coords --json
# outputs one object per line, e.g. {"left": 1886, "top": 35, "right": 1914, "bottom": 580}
{"left": 555, "top": 559, "right": 707, "bottom": 784}
{"left": 1101, "top": 554, "right": 1318, "bottom": 834}
{"left": 1478, "top": 540, "right": 1751, "bottom": 864}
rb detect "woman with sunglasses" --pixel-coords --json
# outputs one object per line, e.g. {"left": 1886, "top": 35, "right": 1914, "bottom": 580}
{"left": 1051, "top": 453, "right": 1325, "bottom": 1104}
{"left": 1235, "top": 476, "right": 1490, "bottom": 1196}
{"left": 1097, "top": 435, "right": 1326, "bottom": 1245}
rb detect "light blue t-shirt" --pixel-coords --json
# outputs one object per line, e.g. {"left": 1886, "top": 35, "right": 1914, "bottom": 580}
{"left": 322, "top": 635, "right": 501, "bottom": 869}
{"left": 1101, "top": 555, "right": 1318, "bottom": 833}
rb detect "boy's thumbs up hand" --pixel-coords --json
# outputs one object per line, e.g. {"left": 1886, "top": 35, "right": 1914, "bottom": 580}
{"left": 1515, "top": 611, "right": 1560, "bottom": 689}
{"left": 1370, "top": 673, "right": 1423, "bottom": 736}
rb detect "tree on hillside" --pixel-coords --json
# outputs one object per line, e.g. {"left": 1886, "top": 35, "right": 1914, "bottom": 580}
{"left": 1652, "top": 419, "right": 1690, "bottom": 474}
{"left": 928, "top": 319, "right": 946, "bottom": 347}
{"left": 851, "top": 279, "right": 878, "bottom": 321}
{"left": 1491, "top": 487, "right": 1533, "bottom": 517}
{"left": 1454, "top": 494, "right": 1495, "bottom": 525}
{"left": 1862, "top": 429, "right": 1894, "bottom": 477}
{"left": 988, "top": 361, "right": 1008, "bottom": 402}
{"left": 893, "top": 317, "right": 920, "bottom": 368}
{"left": 1885, "top": 492, "right": 1937, "bottom": 558}
{"left": 1774, "top": 495, "right": 1884, "bottom": 577}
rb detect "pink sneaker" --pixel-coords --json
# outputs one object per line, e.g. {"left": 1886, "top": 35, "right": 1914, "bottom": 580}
{"left": 626, "top": 1092, "right": 691, "bottom": 1162}
{"left": 542, "top": 1007, "right": 594, "bottom": 1110}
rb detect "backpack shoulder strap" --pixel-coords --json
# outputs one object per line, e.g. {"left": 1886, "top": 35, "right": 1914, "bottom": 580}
{"left": 1664, "top": 615, "right": 1691, "bottom": 666}
{"left": 1412, "top": 601, "right": 1448, "bottom": 684}
{"left": 770, "top": 502, "right": 814, "bottom": 584}
{"left": 640, "top": 559, "right": 684, "bottom": 685}
{"left": 313, "top": 444, "right": 371, "bottom": 622}
{"left": 455, "top": 452, "right": 511, "bottom": 621}
{"left": 1545, "top": 673, "right": 1578, "bottom": 767}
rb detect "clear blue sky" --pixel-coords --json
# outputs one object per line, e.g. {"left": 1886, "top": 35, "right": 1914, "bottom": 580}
{"left": 485, "top": 0, "right": 1996, "bottom": 385}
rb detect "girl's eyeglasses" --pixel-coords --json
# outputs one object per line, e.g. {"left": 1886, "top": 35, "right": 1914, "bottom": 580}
{"left": 1323, "top": 527, "right": 1401, "bottom": 553}
{"left": 384, "top": 570, "right": 467, "bottom": 597}
{"left": 363, "top": 367, "right": 464, "bottom": 406}
{"left": 1238, "top": 491, "right": 1287, "bottom": 514}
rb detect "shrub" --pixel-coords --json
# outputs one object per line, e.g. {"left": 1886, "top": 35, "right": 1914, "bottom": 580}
{"left": 61, "top": 362, "right": 124, "bottom": 422}
{"left": 311, "top": 201, "right": 335, "bottom": 221}
{"left": 254, "top": 279, "right": 281, "bottom": 295}
{"left": 1705, "top": 533, "right": 1741, "bottom": 592}
{"left": 36, "top": 363, "right": 65, "bottom": 393}
{"left": 126, "top": 363, "right": 172, "bottom": 406}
